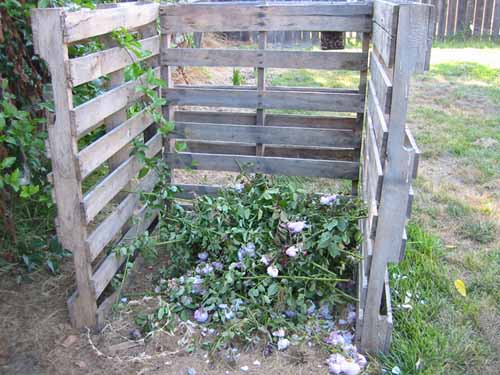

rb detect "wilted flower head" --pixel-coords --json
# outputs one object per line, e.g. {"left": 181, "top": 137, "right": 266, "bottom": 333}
{"left": 267, "top": 265, "right": 279, "bottom": 278}
{"left": 287, "top": 221, "right": 307, "bottom": 234}
{"left": 181, "top": 295, "right": 192, "bottom": 306}
{"left": 212, "top": 261, "right": 223, "bottom": 270}
{"left": 283, "top": 310, "right": 297, "bottom": 319}
{"left": 326, "top": 331, "right": 345, "bottom": 346}
{"left": 306, "top": 301, "right": 316, "bottom": 315}
{"left": 356, "top": 353, "right": 367, "bottom": 368}
{"left": 286, "top": 245, "right": 299, "bottom": 257}
{"left": 194, "top": 308, "right": 209, "bottom": 323}
{"left": 320, "top": 194, "right": 337, "bottom": 206}
{"left": 198, "top": 252, "right": 209, "bottom": 261}
{"left": 320, "top": 302, "right": 333, "bottom": 320}
{"left": 272, "top": 328, "right": 285, "bottom": 338}
{"left": 233, "top": 183, "right": 244, "bottom": 193}
{"left": 201, "top": 263, "right": 214, "bottom": 275}
{"left": 277, "top": 338, "right": 290, "bottom": 351}
{"left": 260, "top": 255, "right": 270, "bottom": 266}
{"left": 238, "top": 243, "right": 256, "bottom": 261}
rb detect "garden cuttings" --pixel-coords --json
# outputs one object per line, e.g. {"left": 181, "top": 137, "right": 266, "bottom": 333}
{"left": 115, "top": 174, "right": 369, "bottom": 374}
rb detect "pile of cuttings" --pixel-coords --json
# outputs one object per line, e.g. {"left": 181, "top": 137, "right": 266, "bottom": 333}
{"left": 129, "top": 174, "right": 369, "bottom": 373}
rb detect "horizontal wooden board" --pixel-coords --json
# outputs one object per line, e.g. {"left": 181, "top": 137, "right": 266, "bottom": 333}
{"left": 87, "top": 170, "right": 158, "bottom": 262}
{"left": 166, "top": 152, "right": 359, "bottom": 179}
{"left": 163, "top": 48, "right": 367, "bottom": 70}
{"left": 175, "top": 111, "right": 357, "bottom": 130}
{"left": 83, "top": 134, "right": 162, "bottom": 223}
{"left": 164, "top": 87, "right": 363, "bottom": 112}
{"left": 372, "top": 21, "right": 396, "bottom": 68}
{"left": 64, "top": 2, "right": 159, "bottom": 43}
{"left": 366, "top": 115, "right": 384, "bottom": 203}
{"left": 404, "top": 128, "right": 420, "bottom": 179}
{"left": 184, "top": 141, "right": 355, "bottom": 161}
{"left": 369, "top": 51, "right": 393, "bottom": 114}
{"left": 70, "top": 36, "right": 159, "bottom": 87}
{"left": 367, "top": 80, "right": 389, "bottom": 158}
{"left": 72, "top": 67, "right": 160, "bottom": 138}
{"left": 172, "top": 122, "right": 359, "bottom": 148}
{"left": 175, "top": 183, "right": 222, "bottom": 200}
{"left": 78, "top": 109, "right": 154, "bottom": 179}
{"left": 160, "top": 3, "right": 372, "bottom": 33}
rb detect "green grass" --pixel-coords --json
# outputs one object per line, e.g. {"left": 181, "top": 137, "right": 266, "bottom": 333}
{"left": 380, "top": 224, "right": 498, "bottom": 375}
{"left": 270, "top": 68, "right": 359, "bottom": 89}
{"left": 432, "top": 37, "right": 500, "bottom": 49}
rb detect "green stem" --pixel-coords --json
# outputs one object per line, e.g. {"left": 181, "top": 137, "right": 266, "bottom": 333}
{"left": 241, "top": 275, "right": 349, "bottom": 282}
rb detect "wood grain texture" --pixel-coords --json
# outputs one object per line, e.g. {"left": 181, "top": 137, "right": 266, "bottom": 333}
{"left": 159, "top": 3, "right": 372, "bottom": 33}
{"left": 70, "top": 36, "right": 159, "bottom": 86}
{"left": 63, "top": 2, "right": 159, "bottom": 43}
{"left": 367, "top": 80, "right": 389, "bottom": 159}
{"left": 31, "top": 8, "right": 97, "bottom": 328}
{"left": 166, "top": 152, "right": 359, "bottom": 179}
{"left": 163, "top": 87, "right": 363, "bottom": 112}
{"left": 78, "top": 109, "right": 154, "bottom": 179}
{"left": 172, "top": 122, "right": 360, "bottom": 148}
{"left": 83, "top": 134, "right": 162, "bottom": 223}
{"left": 372, "top": 21, "right": 396, "bottom": 67}
{"left": 369, "top": 51, "right": 393, "bottom": 114}
{"left": 72, "top": 67, "right": 160, "bottom": 138}
{"left": 162, "top": 48, "right": 367, "bottom": 70}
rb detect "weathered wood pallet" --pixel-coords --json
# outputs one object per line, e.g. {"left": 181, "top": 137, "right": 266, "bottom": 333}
{"left": 32, "top": 1, "right": 429, "bottom": 354}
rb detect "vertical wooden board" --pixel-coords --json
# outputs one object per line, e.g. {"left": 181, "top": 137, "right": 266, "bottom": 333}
{"left": 369, "top": 51, "right": 393, "bottom": 114}
{"left": 474, "top": 0, "right": 485, "bottom": 36}
{"left": 447, "top": 0, "right": 457, "bottom": 36}
{"left": 256, "top": 30, "right": 267, "bottom": 157}
{"left": 373, "top": 0, "right": 399, "bottom": 35}
{"left": 465, "top": 0, "right": 476, "bottom": 36}
{"left": 372, "top": 22, "right": 396, "bottom": 67}
{"left": 31, "top": 8, "right": 97, "bottom": 328}
{"left": 367, "top": 80, "right": 389, "bottom": 159}
{"left": 493, "top": 0, "right": 500, "bottom": 39}
{"left": 483, "top": 0, "right": 495, "bottom": 37}
{"left": 438, "top": 0, "right": 448, "bottom": 39}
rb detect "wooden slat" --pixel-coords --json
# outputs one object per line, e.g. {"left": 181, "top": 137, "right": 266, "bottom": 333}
{"left": 367, "top": 80, "right": 389, "bottom": 159}
{"left": 366, "top": 117, "right": 384, "bottom": 203}
{"left": 493, "top": 0, "right": 500, "bottom": 40}
{"left": 175, "top": 111, "right": 357, "bottom": 130}
{"left": 83, "top": 134, "right": 162, "bottom": 223}
{"left": 87, "top": 170, "right": 158, "bottom": 262}
{"left": 404, "top": 127, "right": 420, "bottom": 179}
{"left": 92, "top": 202, "right": 157, "bottom": 299}
{"left": 78, "top": 109, "right": 154, "bottom": 179}
{"left": 184, "top": 141, "right": 355, "bottom": 161}
{"left": 164, "top": 88, "right": 363, "bottom": 112}
{"left": 167, "top": 152, "right": 359, "bottom": 179}
{"left": 63, "top": 2, "right": 159, "bottom": 43}
{"left": 70, "top": 36, "right": 160, "bottom": 87}
{"left": 474, "top": 0, "right": 485, "bottom": 36}
{"left": 373, "top": 0, "right": 399, "bottom": 35}
{"left": 369, "top": 51, "right": 393, "bottom": 114}
{"left": 162, "top": 48, "right": 367, "bottom": 70}
{"left": 159, "top": 3, "right": 373, "bottom": 33}
{"left": 73, "top": 67, "right": 160, "bottom": 138}
{"left": 172, "top": 122, "right": 360, "bottom": 148}
{"left": 175, "top": 183, "right": 222, "bottom": 200}
{"left": 372, "top": 21, "right": 396, "bottom": 67}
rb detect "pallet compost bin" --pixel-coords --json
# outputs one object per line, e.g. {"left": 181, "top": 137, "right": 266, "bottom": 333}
{"left": 31, "top": 0, "right": 432, "bottom": 354}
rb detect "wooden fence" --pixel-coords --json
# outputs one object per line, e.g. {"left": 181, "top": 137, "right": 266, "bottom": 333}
{"left": 31, "top": 0, "right": 431, "bottom": 354}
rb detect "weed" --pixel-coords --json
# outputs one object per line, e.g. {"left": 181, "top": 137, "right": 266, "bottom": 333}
{"left": 460, "top": 220, "right": 496, "bottom": 244}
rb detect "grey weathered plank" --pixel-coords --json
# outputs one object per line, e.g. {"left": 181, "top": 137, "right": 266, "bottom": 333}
{"left": 367, "top": 80, "right": 389, "bottom": 158}
{"left": 78, "top": 109, "right": 154, "bottom": 179}
{"left": 372, "top": 21, "right": 396, "bottom": 67}
{"left": 174, "top": 111, "right": 357, "bottom": 130}
{"left": 369, "top": 51, "right": 393, "bottom": 114}
{"left": 92, "top": 201, "right": 157, "bottom": 299}
{"left": 87, "top": 170, "right": 159, "bottom": 262}
{"left": 166, "top": 152, "right": 359, "bottom": 179}
{"left": 373, "top": 0, "right": 399, "bottom": 35}
{"left": 162, "top": 48, "right": 367, "bottom": 70}
{"left": 70, "top": 36, "right": 159, "bottom": 87}
{"left": 175, "top": 183, "right": 222, "bottom": 200}
{"left": 63, "top": 2, "right": 159, "bottom": 43}
{"left": 172, "top": 122, "right": 360, "bottom": 148}
{"left": 164, "top": 87, "right": 363, "bottom": 112}
{"left": 184, "top": 141, "right": 355, "bottom": 161}
{"left": 256, "top": 30, "right": 267, "bottom": 157}
{"left": 83, "top": 134, "right": 162, "bottom": 223}
{"left": 366, "top": 116, "right": 384, "bottom": 203}
{"left": 159, "top": 3, "right": 372, "bottom": 33}
{"left": 31, "top": 8, "right": 97, "bottom": 328}
{"left": 404, "top": 128, "right": 420, "bottom": 179}
{"left": 72, "top": 67, "right": 160, "bottom": 138}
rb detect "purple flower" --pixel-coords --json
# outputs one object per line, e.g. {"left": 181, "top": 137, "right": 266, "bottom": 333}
{"left": 260, "top": 255, "right": 270, "bottom": 266}
{"left": 320, "top": 303, "right": 333, "bottom": 320}
{"left": 277, "top": 338, "right": 290, "bottom": 351}
{"left": 198, "top": 252, "right": 209, "bottom": 261}
{"left": 192, "top": 276, "right": 204, "bottom": 295}
{"left": 326, "top": 331, "right": 345, "bottom": 346}
{"left": 320, "top": 194, "right": 337, "bottom": 206}
{"left": 287, "top": 221, "right": 307, "bottom": 234}
{"left": 306, "top": 301, "right": 316, "bottom": 315}
{"left": 238, "top": 242, "right": 256, "bottom": 261}
{"left": 194, "top": 308, "right": 209, "bottom": 323}
{"left": 356, "top": 353, "right": 367, "bottom": 368}
{"left": 212, "top": 261, "right": 223, "bottom": 270}
{"left": 201, "top": 264, "right": 214, "bottom": 275}
{"left": 286, "top": 245, "right": 299, "bottom": 257}
{"left": 267, "top": 265, "right": 279, "bottom": 278}
{"left": 347, "top": 310, "right": 356, "bottom": 324}
{"left": 283, "top": 310, "right": 297, "bottom": 319}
